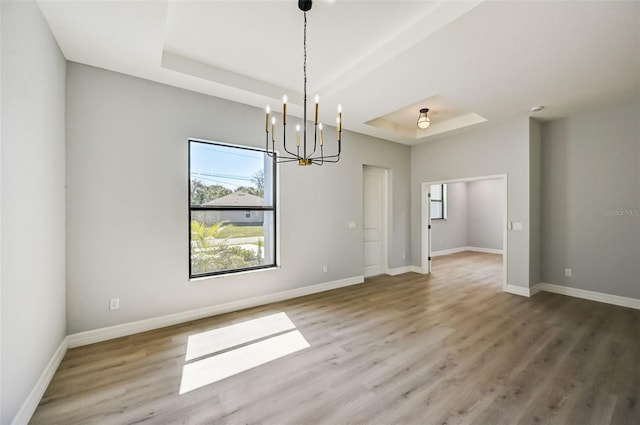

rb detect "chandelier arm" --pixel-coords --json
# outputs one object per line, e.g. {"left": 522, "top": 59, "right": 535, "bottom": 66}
{"left": 318, "top": 149, "right": 341, "bottom": 161}
{"left": 275, "top": 157, "right": 302, "bottom": 164}
{"left": 265, "top": 134, "right": 278, "bottom": 159}
{"left": 310, "top": 136, "right": 340, "bottom": 160}
{"left": 280, "top": 124, "right": 299, "bottom": 158}
{"left": 268, "top": 133, "right": 277, "bottom": 157}
{"left": 307, "top": 147, "right": 323, "bottom": 165}
{"left": 308, "top": 124, "right": 318, "bottom": 159}
{"left": 316, "top": 153, "right": 339, "bottom": 161}
{"left": 317, "top": 157, "right": 340, "bottom": 163}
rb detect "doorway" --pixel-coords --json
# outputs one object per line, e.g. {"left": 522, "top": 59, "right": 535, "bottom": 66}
{"left": 421, "top": 174, "right": 508, "bottom": 291}
{"left": 363, "top": 165, "right": 388, "bottom": 277}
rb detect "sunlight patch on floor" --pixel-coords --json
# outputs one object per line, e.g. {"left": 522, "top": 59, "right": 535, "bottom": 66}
{"left": 179, "top": 312, "right": 309, "bottom": 394}
{"left": 185, "top": 312, "right": 296, "bottom": 361}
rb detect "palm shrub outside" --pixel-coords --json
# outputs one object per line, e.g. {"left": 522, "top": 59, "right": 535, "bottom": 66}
{"left": 190, "top": 220, "right": 262, "bottom": 274}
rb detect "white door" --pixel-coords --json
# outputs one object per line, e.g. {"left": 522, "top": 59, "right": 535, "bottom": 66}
{"left": 363, "top": 166, "right": 387, "bottom": 277}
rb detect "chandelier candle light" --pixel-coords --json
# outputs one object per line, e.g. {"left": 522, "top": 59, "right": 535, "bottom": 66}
{"left": 264, "top": 0, "right": 342, "bottom": 166}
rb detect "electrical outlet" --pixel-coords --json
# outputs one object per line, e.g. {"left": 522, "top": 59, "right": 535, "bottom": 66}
{"left": 564, "top": 268, "right": 572, "bottom": 277}
{"left": 322, "top": 265, "right": 328, "bottom": 273}
{"left": 109, "top": 298, "right": 120, "bottom": 311}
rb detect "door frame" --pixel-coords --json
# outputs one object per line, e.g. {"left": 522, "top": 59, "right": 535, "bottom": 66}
{"left": 421, "top": 174, "right": 508, "bottom": 291}
{"left": 363, "top": 165, "right": 389, "bottom": 277}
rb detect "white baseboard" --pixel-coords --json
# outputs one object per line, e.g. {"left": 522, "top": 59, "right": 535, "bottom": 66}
{"left": 504, "top": 284, "right": 531, "bottom": 297}
{"left": 386, "top": 266, "right": 413, "bottom": 276}
{"left": 467, "top": 246, "right": 503, "bottom": 255}
{"left": 431, "top": 246, "right": 503, "bottom": 257}
{"left": 529, "top": 283, "right": 544, "bottom": 296}
{"left": 431, "top": 247, "right": 468, "bottom": 257}
{"left": 533, "top": 283, "right": 640, "bottom": 310}
{"left": 390, "top": 265, "right": 428, "bottom": 274}
{"left": 11, "top": 337, "right": 68, "bottom": 425}
{"left": 68, "top": 275, "right": 364, "bottom": 348}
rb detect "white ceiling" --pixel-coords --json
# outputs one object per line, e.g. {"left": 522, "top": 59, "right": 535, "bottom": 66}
{"left": 37, "top": 0, "right": 640, "bottom": 145}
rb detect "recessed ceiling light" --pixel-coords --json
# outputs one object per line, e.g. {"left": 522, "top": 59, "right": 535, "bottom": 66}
{"left": 530, "top": 106, "right": 544, "bottom": 113}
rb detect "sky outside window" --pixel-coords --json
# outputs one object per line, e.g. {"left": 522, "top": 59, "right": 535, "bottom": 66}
{"left": 190, "top": 142, "right": 263, "bottom": 191}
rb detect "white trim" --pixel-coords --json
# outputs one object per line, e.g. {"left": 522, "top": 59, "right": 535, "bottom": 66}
{"left": 385, "top": 266, "right": 413, "bottom": 276}
{"left": 431, "top": 247, "right": 468, "bottom": 257}
{"left": 504, "top": 284, "right": 531, "bottom": 297}
{"left": 529, "top": 283, "right": 544, "bottom": 296}
{"left": 431, "top": 246, "right": 504, "bottom": 257}
{"left": 534, "top": 283, "right": 640, "bottom": 310}
{"left": 68, "top": 276, "right": 364, "bottom": 348}
{"left": 12, "top": 337, "right": 68, "bottom": 425}
{"left": 409, "top": 265, "right": 423, "bottom": 274}
{"left": 421, "top": 181, "right": 432, "bottom": 274}
{"left": 467, "top": 246, "right": 503, "bottom": 255}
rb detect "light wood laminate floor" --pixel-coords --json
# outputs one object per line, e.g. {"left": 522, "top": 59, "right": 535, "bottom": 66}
{"left": 31, "top": 252, "right": 640, "bottom": 424}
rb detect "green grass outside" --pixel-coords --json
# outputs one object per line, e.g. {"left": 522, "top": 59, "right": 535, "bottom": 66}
{"left": 217, "top": 225, "right": 264, "bottom": 239}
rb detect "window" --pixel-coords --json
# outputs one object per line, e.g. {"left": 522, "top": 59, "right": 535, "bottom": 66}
{"left": 189, "top": 140, "right": 276, "bottom": 278}
{"left": 430, "top": 184, "right": 447, "bottom": 220}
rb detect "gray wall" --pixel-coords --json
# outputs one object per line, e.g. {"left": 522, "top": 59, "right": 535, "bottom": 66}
{"left": 529, "top": 119, "right": 542, "bottom": 286}
{"left": 431, "top": 182, "right": 468, "bottom": 251}
{"left": 467, "top": 179, "right": 504, "bottom": 250}
{"left": 65, "top": 63, "right": 411, "bottom": 334}
{"left": 411, "top": 118, "right": 532, "bottom": 288}
{"left": 541, "top": 99, "right": 640, "bottom": 299}
{"left": 1, "top": 2, "right": 67, "bottom": 423}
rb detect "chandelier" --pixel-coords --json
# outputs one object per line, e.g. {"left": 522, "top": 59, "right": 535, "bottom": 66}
{"left": 264, "top": 0, "right": 342, "bottom": 166}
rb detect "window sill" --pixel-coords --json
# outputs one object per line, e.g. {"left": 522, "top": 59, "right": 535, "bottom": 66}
{"left": 189, "top": 265, "right": 280, "bottom": 283}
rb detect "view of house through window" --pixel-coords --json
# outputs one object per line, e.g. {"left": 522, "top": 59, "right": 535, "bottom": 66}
{"left": 430, "top": 184, "right": 447, "bottom": 220}
{"left": 189, "top": 140, "right": 276, "bottom": 277}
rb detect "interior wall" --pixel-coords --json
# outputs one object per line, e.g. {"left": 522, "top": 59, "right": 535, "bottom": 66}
{"left": 0, "top": 2, "right": 67, "bottom": 423}
{"left": 65, "top": 62, "right": 411, "bottom": 334}
{"left": 431, "top": 182, "right": 467, "bottom": 251}
{"left": 411, "top": 118, "right": 532, "bottom": 289}
{"left": 529, "top": 119, "right": 541, "bottom": 286}
{"left": 467, "top": 179, "right": 504, "bottom": 250}
{"left": 541, "top": 99, "right": 640, "bottom": 299}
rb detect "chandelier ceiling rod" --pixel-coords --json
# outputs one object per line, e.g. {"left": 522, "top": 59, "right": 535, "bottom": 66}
{"left": 264, "top": 0, "right": 342, "bottom": 166}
